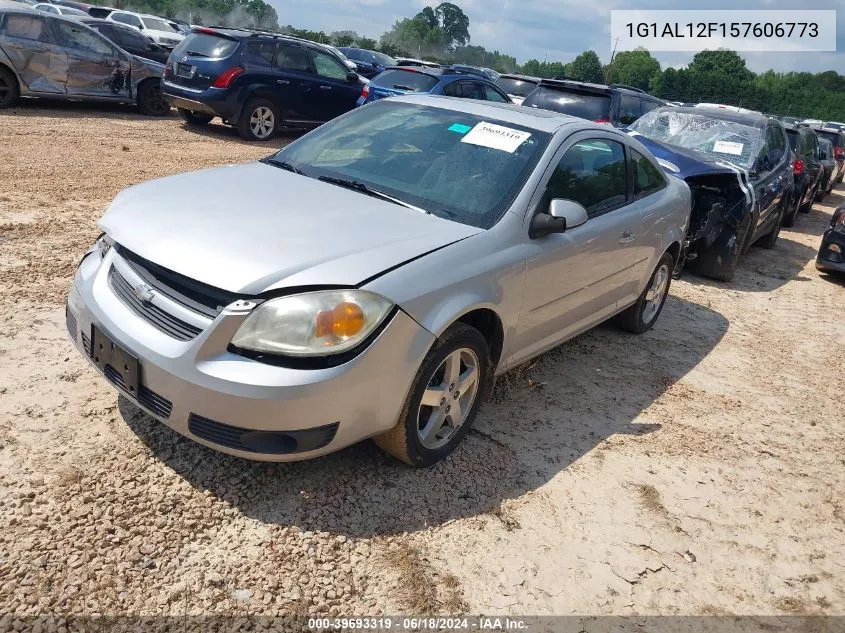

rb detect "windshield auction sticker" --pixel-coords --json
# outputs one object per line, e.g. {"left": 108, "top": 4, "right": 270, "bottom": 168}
{"left": 461, "top": 122, "right": 531, "bottom": 153}
{"left": 712, "top": 141, "right": 744, "bottom": 156}
{"left": 610, "top": 10, "right": 836, "bottom": 51}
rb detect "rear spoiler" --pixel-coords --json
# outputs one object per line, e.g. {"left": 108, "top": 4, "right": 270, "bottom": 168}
{"left": 191, "top": 26, "right": 239, "bottom": 41}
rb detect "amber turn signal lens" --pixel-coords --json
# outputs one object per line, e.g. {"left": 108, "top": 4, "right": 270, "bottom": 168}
{"left": 315, "top": 302, "right": 365, "bottom": 338}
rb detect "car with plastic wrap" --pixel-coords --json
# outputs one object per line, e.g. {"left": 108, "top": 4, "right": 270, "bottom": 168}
{"left": 65, "top": 96, "right": 690, "bottom": 467}
{"left": 816, "top": 205, "right": 845, "bottom": 275}
{"left": 628, "top": 106, "right": 794, "bottom": 281}
{"left": 0, "top": 3, "right": 169, "bottom": 114}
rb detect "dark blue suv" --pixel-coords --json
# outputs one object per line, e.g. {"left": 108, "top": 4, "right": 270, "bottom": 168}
{"left": 337, "top": 47, "right": 396, "bottom": 79}
{"left": 357, "top": 66, "right": 511, "bottom": 106}
{"left": 162, "top": 28, "right": 367, "bottom": 141}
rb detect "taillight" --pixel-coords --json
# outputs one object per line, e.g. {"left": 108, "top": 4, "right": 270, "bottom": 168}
{"left": 360, "top": 84, "right": 370, "bottom": 100}
{"left": 593, "top": 117, "right": 612, "bottom": 125}
{"left": 834, "top": 146, "right": 844, "bottom": 160}
{"left": 212, "top": 66, "right": 245, "bottom": 89}
{"left": 164, "top": 62, "right": 173, "bottom": 78}
{"left": 793, "top": 159, "right": 804, "bottom": 176}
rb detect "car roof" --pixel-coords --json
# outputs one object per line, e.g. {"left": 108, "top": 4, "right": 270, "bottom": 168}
{"left": 665, "top": 105, "right": 769, "bottom": 128}
{"left": 389, "top": 94, "right": 605, "bottom": 133}
{"left": 498, "top": 74, "right": 541, "bottom": 82}
{"left": 0, "top": 1, "right": 38, "bottom": 13}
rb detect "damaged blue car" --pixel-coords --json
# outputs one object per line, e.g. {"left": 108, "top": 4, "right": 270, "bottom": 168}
{"left": 629, "top": 107, "right": 794, "bottom": 282}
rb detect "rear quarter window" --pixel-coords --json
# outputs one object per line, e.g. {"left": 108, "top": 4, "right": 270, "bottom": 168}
{"left": 2, "top": 14, "right": 49, "bottom": 41}
{"left": 171, "top": 32, "right": 238, "bottom": 59}
{"left": 523, "top": 87, "right": 611, "bottom": 121}
{"left": 372, "top": 69, "right": 438, "bottom": 92}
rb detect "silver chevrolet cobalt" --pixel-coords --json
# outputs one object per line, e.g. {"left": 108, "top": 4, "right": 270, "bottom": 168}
{"left": 66, "top": 95, "right": 690, "bottom": 467}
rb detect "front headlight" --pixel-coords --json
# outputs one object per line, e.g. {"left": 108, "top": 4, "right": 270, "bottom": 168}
{"left": 230, "top": 290, "right": 394, "bottom": 357}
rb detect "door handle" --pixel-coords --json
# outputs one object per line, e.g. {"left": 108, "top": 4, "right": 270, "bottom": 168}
{"left": 618, "top": 231, "right": 636, "bottom": 244}
{"left": 276, "top": 79, "right": 289, "bottom": 85}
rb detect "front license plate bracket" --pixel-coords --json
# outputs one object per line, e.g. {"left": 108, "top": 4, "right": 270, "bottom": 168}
{"left": 91, "top": 325, "right": 140, "bottom": 395}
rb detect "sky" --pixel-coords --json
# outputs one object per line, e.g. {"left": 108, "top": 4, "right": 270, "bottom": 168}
{"left": 266, "top": 0, "right": 844, "bottom": 74}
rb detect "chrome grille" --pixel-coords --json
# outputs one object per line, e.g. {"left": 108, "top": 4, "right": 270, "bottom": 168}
{"left": 109, "top": 268, "right": 202, "bottom": 341}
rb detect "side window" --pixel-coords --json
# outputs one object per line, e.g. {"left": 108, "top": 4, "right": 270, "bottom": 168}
{"left": 442, "top": 81, "right": 460, "bottom": 97}
{"left": 617, "top": 94, "right": 641, "bottom": 125}
{"left": 641, "top": 99, "right": 661, "bottom": 114}
{"left": 275, "top": 43, "right": 311, "bottom": 73}
{"left": 244, "top": 42, "right": 276, "bottom": 66}
{"left": 312, "top": 50, "right": 348, "bottom": 80}
{"left": 93, "top": 24, "right": 117, "bottom": 41}
{"left": 112, "top": 13, "right": 140, "bottom": 27}
{"left": 544, "top": 139, "right": 628, "bottom": 216}
{"left": 55, "top": 21, "right": 115, "bottom": 56}
{"left": 483, "top": 84, "right": 509, "bottom": 103}
{"left": 460, "top": 82, "right": 485, "bottom": 100}
{"left": 631, "top": 150, "right": 666, "bottom": 199}
{"left": 115, "top": 25, "right": 150, "bottom": 49}
{"left": 2, "top": 14, "right": 49, "bottom": 41}
{"left": 41, "top": 5, "right": 59, "bottom": 13}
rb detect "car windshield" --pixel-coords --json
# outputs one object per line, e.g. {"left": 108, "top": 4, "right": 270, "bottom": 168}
{"left": 816, "top": 130, "right": 843, "bottom": 147}
{"left": 141, "top": 16, "right": 176, "bottom": 32}
{"left": 372, "top": 50, "right": 396, "bottom": 67}
{"left": 786, "top": 130, "right": 799, "bottom": 150}
{"left": 523, "top": 87, "right": 611, "bottom": 121}
{"left": 630, "top": 110, "right": 762, "bottom": 170}
{"left": 371, "top": 69, "right": 438, "bottom": 92}
{"left": 496, "top": 77, "right": 537, "bottom": 97}
{"left": 269, "top": 101, "right": 550, "bottom": 229}
{"left": 171, "top": 32, "right": 237, "bottom": 58}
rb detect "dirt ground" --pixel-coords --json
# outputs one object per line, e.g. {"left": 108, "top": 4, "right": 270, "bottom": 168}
{"left": 1, "top": 102, "right": 844, "bottom": 625}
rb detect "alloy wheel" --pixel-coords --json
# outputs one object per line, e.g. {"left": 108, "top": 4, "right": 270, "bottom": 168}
{"left": 416, "top": 347, "right": 480, "bottom": 450}
{"left": 249, "top": 107, "right": 275, "bottom": 139}
{"left": 643, "top": 263, "right": 670, "bottom": 323}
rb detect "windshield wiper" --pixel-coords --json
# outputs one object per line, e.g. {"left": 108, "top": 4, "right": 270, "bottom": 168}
{"left": 264, "top": 158, "right": 304, "bottom": 175}
{"left": 392, "top": 84, "right": 415, "bottom": 91}
{"left": 317, "top": 176, "right": 428, "bottom": 213}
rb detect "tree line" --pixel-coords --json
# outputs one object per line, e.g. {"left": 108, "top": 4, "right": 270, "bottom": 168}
{"left": 119, "top": 0, "right": 845, "bottom": 121}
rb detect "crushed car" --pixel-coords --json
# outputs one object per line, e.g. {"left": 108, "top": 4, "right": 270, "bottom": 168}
{"left": 0, "top": 3, "right": 168, "bottom": 114}
{"left": 628, "top": 106, "right": 794, "bottom": 281}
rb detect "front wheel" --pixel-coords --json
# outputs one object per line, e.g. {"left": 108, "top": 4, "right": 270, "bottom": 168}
{"left": 374, "top": 323, "right": 493, "bottom": 467}
{"left": 0, "top": 66, "right": 20, "bottom": 109}
{"left": 237, "top": 98, "right": 279, "bottom": 141}
{"left": 617, "top": 253, "right": 673, "bottom": 334}
{"left": 137, "top": 80, "right": 170, "bottom": 116}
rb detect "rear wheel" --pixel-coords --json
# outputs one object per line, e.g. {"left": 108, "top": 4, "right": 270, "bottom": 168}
{"left": 237, "top": 98, "right": 279, "bottom": 141}
{"left": 800, "top": 183, "right": 817, "bottom": 213}
{"left": 782, "top": 194, "right": 800, "bottom": 227}
{"left": 694, "top": 212, "right": 753, "bottom": 282}
{"left": 178, "top": 108, "right": 214, "bottom": 125}
{"left": 617, "top": 252, "right": 673, "bottom": 334}
{"left": 374, "top": 323, "right": 493, "bottom": 467}
{"left": 0, "top": 66, "right": 20, "bottom": 109}
{"left": 137, "top": 80, "right": 170, "bottom": 116}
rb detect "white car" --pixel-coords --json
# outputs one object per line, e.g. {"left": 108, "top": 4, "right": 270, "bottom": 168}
{"left": 33, "top": 3, "right": 87, "bottom": 15}
{"left": 106, "top": 10, "right": 184, "bottom": 48}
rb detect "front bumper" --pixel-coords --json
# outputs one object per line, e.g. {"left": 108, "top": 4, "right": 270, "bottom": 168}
{"left": 816, "top": 228, "right": 845, "bottom": 274}
{"left": 66, "top": 249, "right": 435, "bottom": 461}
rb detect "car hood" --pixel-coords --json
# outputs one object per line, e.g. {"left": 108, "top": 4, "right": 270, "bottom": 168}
{"left": 99, "top": 162, "right": 482, "bottom": 295}
{"left": 628, "top": 132, "right": 742, "bottom": 179}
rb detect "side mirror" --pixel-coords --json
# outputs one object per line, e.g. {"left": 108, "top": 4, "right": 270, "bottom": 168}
{"left": 549, "top": 199, "right": 588, "bottom": 228}
{"left": 346, "top": 71, "right": 359, "bottom": 82}
{"left": 344, "top": 60, "right": 357, "bottom": 70}
{"left": 137, "top": 24, "right": 144, "bottom": 30}
{"left": 529, "top": 200, "right": 588, "bottom": 239}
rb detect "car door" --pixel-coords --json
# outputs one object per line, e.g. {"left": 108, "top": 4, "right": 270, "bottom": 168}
{"left": 750, "top": 124, "right": 788, "bottom": 239}
{"left": 272, "top": 42, "right": 313, "bottom": 125}
{"left": 53, "top": 19, "right": 130, "bottom": 98}
{"left": 307, "top": 48, "right": 360, "bottom": 123}
{"left": 513, "top": 134, "right": 644, "bottom": 363}
{"left": 0, "top": 12, "right": 67, "bottom": 94}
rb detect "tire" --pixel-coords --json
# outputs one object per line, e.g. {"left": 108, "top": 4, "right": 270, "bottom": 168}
{"left": 374, "top": 323, "right": 493, "bottom": 467}
{"left": 761, "top": 200, "right": 785, "bottom": 249}
{"left": 0, "top": 65, "right": 20, "bottom": 109}
{"left": 694, "top": 211, "right": 753, "bottom": 282}
{"left": 178, "top": 108, "right": 214, "bottom": 125}
{"left": 137, "top": 80, "right": 170, "bottom": 116}
{"left": 237, "top": 98, "right": 279, "bottom": 141}
{"left": 800, "top": 183, "right": 817, "bottom": 213}
{"left": 617, "top": 252, "right": 673, "bottom": 334}
{"left": 782, "top": 195, "right": 800, "bottom": 228}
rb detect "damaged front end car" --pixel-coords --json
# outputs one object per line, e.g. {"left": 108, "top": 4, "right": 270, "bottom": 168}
{"left": 630, "top": 107, "right": 793, "bottom": 282}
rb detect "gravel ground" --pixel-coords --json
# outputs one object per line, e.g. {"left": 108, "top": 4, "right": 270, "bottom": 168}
{"left": 1, "top": 102, "right": 844, "bottom": 628}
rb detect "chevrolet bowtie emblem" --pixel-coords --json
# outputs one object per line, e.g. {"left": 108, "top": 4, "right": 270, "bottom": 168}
{"left": 133, "top": 283, "right": 155, "bottom": 303}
